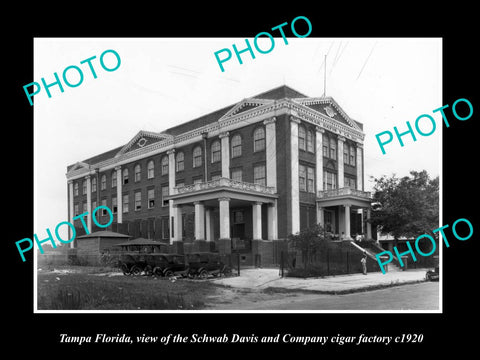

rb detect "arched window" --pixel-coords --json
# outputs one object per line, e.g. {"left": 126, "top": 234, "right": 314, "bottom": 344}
{"left": 134, "top": 164, "right": 141, "bottom": 182}
{"left": 161, "top": 155, "right": 169, "bottom": 175}
{"left": 231, "top": 134, "right": 242, "bottom": 158}
{"left": 211, "top": 140, "right": 221, "bottom": 163}
{"left": 176, "top": 151, "right": 184, "bottom": 172}
{"left": 100, "top": 174, "right": 106, "bottom": 190}
{"left": 329, "top": 137, "right": 336, "bottom": 160}
{"left": 147, "top": 160, "right": 154, "bottom": 179}
{"left": 193, "top": 146, "right": 202, "bottom": 168}
{"left": 74, "top": 182, "right": 79, "bottom": 196}
{"left": 112, "top": 170, "right": 117, "bottom": 187}
{"left": 91, "top": 176, "right": 97, "bottom": 192}
{"left": 298, "top": 125, "right": 306, "bottom": 151}
{"left": 307, "top": 130, "right": 314, "bottom": 153}
{"left": 253, "top": 127, "right": 265, "bottom": 152}
{"left": 122, "top": 168, "right": 129, "bottom": 184}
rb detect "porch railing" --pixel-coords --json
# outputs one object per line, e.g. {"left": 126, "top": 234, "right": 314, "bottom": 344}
{"left": 317, "top": 187, "right": 372, "bottom": 200}
{"left": 174, "top": 177, "right": 276, "bottom": 195}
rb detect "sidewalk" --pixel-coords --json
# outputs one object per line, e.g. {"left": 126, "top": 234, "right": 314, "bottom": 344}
{"left": 212, "top": 268, "right": 429, "bottom": 294}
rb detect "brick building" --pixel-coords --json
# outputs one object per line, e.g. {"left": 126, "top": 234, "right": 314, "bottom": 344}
{"left": 66, "top": 85, "right": 372, "bottom": 263}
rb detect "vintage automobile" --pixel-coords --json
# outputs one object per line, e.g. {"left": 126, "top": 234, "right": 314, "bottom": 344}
{"left": 148, "top": 254, "right": 189, "bottom": 277}
{"left": 186, "top": 252, "right": 231, "bottom": 278}
{"left": 425, "top": 255, "right": 439, "bottom": 281}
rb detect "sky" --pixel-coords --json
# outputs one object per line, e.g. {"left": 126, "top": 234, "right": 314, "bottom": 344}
{"left": 33, "top": 37, "right": 442, "bottom": 237}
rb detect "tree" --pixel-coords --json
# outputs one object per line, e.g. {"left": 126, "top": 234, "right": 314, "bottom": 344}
{"left": 287, "top": 224, "right": 328, "bottom": 269}
{"left": 370, "top": 170, "right": 439, "bottom": 242}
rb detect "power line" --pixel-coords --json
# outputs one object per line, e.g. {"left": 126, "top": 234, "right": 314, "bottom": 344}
{"left": 356, "top": 41, "right": 377, "bottom": 81}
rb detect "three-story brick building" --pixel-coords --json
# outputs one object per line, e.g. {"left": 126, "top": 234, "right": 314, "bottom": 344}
{"left": 66, "top": 85, "right": 372, "bottom": 263}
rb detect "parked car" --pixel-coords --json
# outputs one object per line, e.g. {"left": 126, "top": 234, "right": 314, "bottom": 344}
{"left": 149, "top": 254, "right": 188, "bottom": 277}
{"left": 186, "top": 252, "right": 231, "bottom": 278}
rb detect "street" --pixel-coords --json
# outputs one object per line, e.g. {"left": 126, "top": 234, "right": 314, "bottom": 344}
{"left": 206, "top": 281, "right": 439, "bottom": 311}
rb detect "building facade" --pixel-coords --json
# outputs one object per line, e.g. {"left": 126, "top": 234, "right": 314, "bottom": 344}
{"left": 66, "top": 85, "right": 372, "bottom": 260}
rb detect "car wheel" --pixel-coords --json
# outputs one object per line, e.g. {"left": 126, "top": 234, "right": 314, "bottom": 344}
{"left": 164, "top": 269, "right": 174, "bottom": 278}
{"left": 121, "top": 263, "right": 130, "bottom": 276}
{"left": 131, "top": 265, "right": 143, "bottom": 276}
{"left": 144, "top": 265, "right": 153, "bottom": 276}
{"left": 153, "top": 267, "right": 164, "bottom": 277}
{"left": 199, "top": 269, "right": 209, "bottom": 279}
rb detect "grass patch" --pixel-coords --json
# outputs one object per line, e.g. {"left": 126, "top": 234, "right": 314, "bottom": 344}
{"left": 37, "top": 271, "right": 218, "bottom": 310}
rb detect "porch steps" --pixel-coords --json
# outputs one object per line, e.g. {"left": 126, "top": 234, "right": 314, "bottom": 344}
{"left": 349, "top": 241, "right": 403, "bottom": 272}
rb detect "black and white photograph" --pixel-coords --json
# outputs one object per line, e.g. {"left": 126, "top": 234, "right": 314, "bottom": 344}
{"left": 8, "top": 6, "right": 479, "bottom": 356}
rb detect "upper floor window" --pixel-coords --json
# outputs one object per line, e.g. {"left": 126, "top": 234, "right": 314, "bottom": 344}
{"left": 307, "top": 130, "right": 314, "bottom": 153}
{"left": 307, "top": 167, "right": 315, "bottom": 193}
{"left": 161, "top": 185, "right": 169, "bottom": 207}
{"left": 147, "top": 160, "right": 154, "bottom": 179}
{"left": 122, "top": 168, "right": 129, "bottom": 184}
{"left": 231, "top": 168, "right": 243, "bottom": 182}
{"left": 344, "top": 144, "right": 349, "bottom": 164}
{"left": 329, "top": 138, "right": 337, "bottom": 160}
{"left": 349, "top": 145, "right": 356, "bottom": 166}
{"left": 112, "top": 196, "right": 117, "bottom": 214}
{"left": 253, "top": 164, "right": 266, "bottom": 186}
{"left": 176, "top": 152, "right": 184, "bottom": 172}
{"left": 323, "top": 170, "right": 337, "bottom": 190}
{"left": 134, "top": 164, "right": 141, "bottom": 182}
{"left": 253, "top": 127, "right": 265, "bottom": 152}
{"left": 193, "top": 146, "right": 202, "bottom": 168}
{"left": 161, "top": 155, "right": 169, "bottom": 175}
{"left": 134, "top": 191, "right": 141, "bottom": 211}
{"left": 211, "top": 140, "right": 221, "bottom": 163}
{"left": 100, "top": 174, "right": 106, "bottom": 190}
{"left": 122, "top": 194, "right": 129, "bottom": 213}
{"left": 299, "top": 164, "right": 307, "bottom": 191}
{"left": 112, "top": 170, "right": 117, "bottom": 188}
{"left": 74, "top": 182, "right": 79, "bottom": 196}
{"left": 298, "top": 125, "right": 306, "bottom": 151}
{"left": 91, "top": 177, "right": 97, "bottom": 192}
{"left": 345, "top": 176, "right": 357, "bottom": 189}
{"left": 231, "top": 134, "right": 242, "bottom": 158}
{"left": 82, "top": 180, "right": 87, "bottom": 195}
{"left": 322, "top": 134, "right": 329, "bottom": 157}
{"left": 148, "top": 188, "right": 155, "bottom": 209}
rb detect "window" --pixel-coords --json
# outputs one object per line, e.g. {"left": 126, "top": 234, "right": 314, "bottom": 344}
{"left": 82, "top": 202, "right": 87, "bottom": 213}
{"left": 176, "top": 181, "right": 185, "bottom": 188}
{"left": 135, "top": 191, "right": 141, "bottom": 211}
{"left": 344, "top": 144, "right": 349, "bottom": 164}
{"left": 147, "top": 160, "right": 154, "bottom": 179}
{"left": 231, "top": 134, "right": 242, "bottom": 158}
{"left": 91, "top": 177, "right": 97, "bottom": 192}
{"left": 298, "top": 125, "right": 306, "bottom": 151}
{"left": 74, "top": 203, "right": 79, "bottom": 216}
{"left": 161, "top": 217, "right": 170, "bottom": 240}
{"left": 323, "top": 170, "right": 337, "bottom": 190}
{"left": 134, "top": 164, "right": 141, "bottom": 182}
{"left": 349, "top": 145, "right": 356, "bottom": 166}
{"left": 112, "top": 171, "right": 117, "bottom": 188}
{"left": 122, "top": 194, "right": 129, "bottom": 213}
{"left": 322, "top": 134, "right": 329, "bottom": 157}
{"left": 100, "top": 174, "right": 106, "bottom": 190}
{"left": 211, "top": 140, "right": 221, "bottom": 163}
{"left": 345, "top": 177, "right": 356, "bottom": 189}
{"left": 307, "top": 167, "right": 315, "bottom": 193}
{"left": 112, "top": 197, "right": 117, "bottom": 214}
{"left": 193, "top": 146, "right": 202, "bottom": 168}
{"left": 176, "top": 152, "right": 184, "bottom": 172}
{"left": 231, "top": 168, "right": 243, "bottom": 182}
{"left": 253, "top": 164, "right": 266, "bottom": 186}
{"left": 148, "top": 188, "right": 155, "bottom": 209}
{"left": 161, "top": 155, "right": 169, "bottom": 175}
{"left": 92, "top": 200, "right": 97, "bottom": 213}
{"left": 162, "top": 186, "right": 169, "bottom": 207}
{"left": 193, "top": 177, "right": 203, "bottom": 184}
{"left": 307, "top": 130, "right": 314, "bottom": 153}
{"left": 299, "top": 165, "right": 306, "bottom": 191}
{"left": 329, "top": 138, "right": 336, "bottom": 160}
{"left": 74, "top": 182, "right": 79, "bottom": 196}
{"left": 253, "top": 127, "right": 265, "bottom": 152}
{"left": 82, "top": 180, "right": 87, "bottom": 195}
{"left": 122, "top": 168, "right": 129, "bottom": 184}
{"left": 101, "top": 199, "right": 107, "bottom": 216}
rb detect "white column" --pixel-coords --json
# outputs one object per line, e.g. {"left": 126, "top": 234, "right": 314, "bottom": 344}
{"left": 337, "top": 136, "right": 345, "bottom": 188}
{"left": 68, "top": 180, "right": 74, "bottom": 248}
{"left": 85, "top": 175, "right": 92, "bottom": 232}
{"left": 264, "top": 117, "right": 277, "bottom": 189}
{"left": 173, "top": 204, "right": 182, "bottom": 241}
{"left": 267, "top": 201, "right": 278, "bottom": 240}
{"left": 366, "top": 208, "right": 372, "bottom": 240}
{"left": 115, "top": 166, "right": 123, "bottom": 223}
{"left": 252, "top": 202, "right": 263, "bottom": 240}
{"left": 219, "top": 131, "right": 230, "bottom": 178}
{"left": 316, "top": 127, "right": 324, "bottom": 193}
{"left": 205, "top": 208, "right": 213, "bottom": 242}
{"left": 290, "top": 116, "right": 300, "bottom": 234}
{"left": 219, "top": 197, "right": 230, "bottom": 239}
{"left": 317, "top": 205, "right": 324, "bottom": 226}
{"left": 167, "top": 149, "right": 176, "bottom": 243}
{"left": 356, "top": 143, "right": 363, "bottom": 191}
{"left": 194, "top": 201, "right": 205, "bottom": 240}
{"left": 344, "top": 203, "right": 351, "bottom": 240}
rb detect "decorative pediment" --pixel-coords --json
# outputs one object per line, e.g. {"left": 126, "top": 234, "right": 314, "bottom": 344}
{"left": 115, "top": 130, "right": 174, "bottom": 157}
{"left": 68, "top": 161, "right": 90, "bottom": 173}
{"left": 293, "top": 97, "right": 362, "bottom": 131}
{"left": 219, "top": 98, "right": 274, "bottom": 121}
